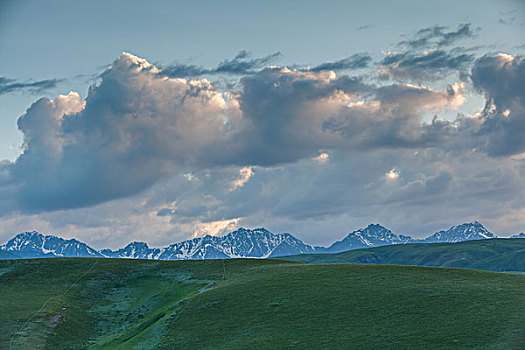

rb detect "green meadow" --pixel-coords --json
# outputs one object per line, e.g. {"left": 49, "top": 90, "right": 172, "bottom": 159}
{"left": 282, "top": 238, "right": 525, "bottom": 272}
{"left": 1, "top": 257, "right": 524, "bottom": 349}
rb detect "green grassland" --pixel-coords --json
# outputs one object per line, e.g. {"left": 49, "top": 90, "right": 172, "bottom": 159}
{"left": 0, "top": 258, "right": 524, "bottom": 349}
{"left": 282, "top": 238, "right": 525, "bottom": 272}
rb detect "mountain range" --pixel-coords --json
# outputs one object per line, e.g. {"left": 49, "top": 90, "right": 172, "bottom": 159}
{"left": 100, "top": 228, "right": 315, "bottom": 260}
{"left": 1, "top": 231, "right": 102, "bottom": 259}
{"left": 1, "top": 221, "right": 523, "bottom": 260}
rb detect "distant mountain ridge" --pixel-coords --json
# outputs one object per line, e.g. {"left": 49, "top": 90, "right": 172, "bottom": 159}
{"left": 1, "top": 222, "right": 521, "bottom": 260}
{"left": 1, "top": 231, "right": 102, "bottom": 259}
{"left": 101, "top": 228, "right": 315, "bottom": 260}
{"left": 422, "top": 221, "right": 495, "bottom": 243}
{"left": 321, "top": 224, "right": 414, "bottom": 253}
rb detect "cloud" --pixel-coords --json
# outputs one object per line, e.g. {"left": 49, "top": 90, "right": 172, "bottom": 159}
{"left": 1, "top": 19, "right": 525, "bottom": 249}
{"left": 313, "top": 152, "right": 329, "bottom": 163}
{"left": 322, "top": 82, "right": 467, "bottom": 150}
{"left": 230, "top": 167, "right": 254, "bottom": 191}
{"left": 5, "top": 53, "right": 237, "bottom": 213}
{"left": 385, "top": 169, "right": 399, "bottom": 180}
{"left": 1, "top": 45, "right": 524, "bottom": 248}
{"left": 232, "top": 67, "right": 372, "bottom": 166}
{"left": 0, "top": 52, "right": 476, "bottom": 216}
{"left": 471, "top": 53, "right": 525, "bottom": 156}
{"left": 497, "top": 8, "right": 519, "bottom": 26}
{"left": 9, "top": 139, "right": 525, "bottom": 247}
{"left": 192, "top": 218, "right": 240, "bottom": 238}
{"left": 356, "top": 25, "right": 372, "bottom": 31}
{"left": 162, "top": 50, "right": 282, "bottom": 77}
{"left": 0, "top": 76, "right": 64, "bottom": 96}
{"left": 379, "top": 49, "right": 474, "bottom": 81}
{"left": 310, "top": 53, "right": 372, "bottom": 72}
{"left": 498, "top": 16, "right": 517, "bottom": 25}
{"left": 399, "top": 23, "right": 476, "bottom": 49}
{"left": 163, "top": 50, "right": 371, "bottom": 78}
{"left": 385, "top": 169, "right": 453, "bottom": 203}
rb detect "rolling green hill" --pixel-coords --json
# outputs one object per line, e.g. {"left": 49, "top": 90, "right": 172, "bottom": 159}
{"left": 1, "top": 258, "right": 524, "bottom": 349}
{"left": 0, "top": 258, "right": 525, "bottom": 349}
{"left": 282, "top": 238, "right": 525, "bottom": 272}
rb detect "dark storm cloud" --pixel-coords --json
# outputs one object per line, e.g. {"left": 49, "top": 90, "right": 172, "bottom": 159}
{"left": 310, "top": 53, "right": 372, "bottom": 72}
{"left": 399, "top": 23, "right": 476, "bottom": 49}
{"left": 0, "top": 76, "right": 63, "bottom": 95}
{"left": 379, "top": 49, "right": 474, "bottom": 81}
{"left": 471, "top": 54, "right": 525, "bottom": 156}
{"left": 162, "top": 50, "right": 282, "bottom": 77}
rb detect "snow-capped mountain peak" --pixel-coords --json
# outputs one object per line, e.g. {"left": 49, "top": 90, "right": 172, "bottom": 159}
{"left": 424, "top": 222, "right": 496, "bottom": 243}
{"left": 157, "top": 227, "right": 316, "bottom": 260}
{"left": 100, "top": 241, "right": 160, "bottom": 259}
{"left": 1, "top": 231, "right": 101, "bottom": 258}
{"left": 323, "top": 224, "right": 414, "bottom": 253}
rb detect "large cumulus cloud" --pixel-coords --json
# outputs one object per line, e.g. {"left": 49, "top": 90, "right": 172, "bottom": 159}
{"left": 7, "top": 53, "right": 238, "bottom": 212}
{"left": 1, "top": 48, "right": 525, "bottom": 244}
{"left": 1, "top": 52, "right": 476, "bottom": 214}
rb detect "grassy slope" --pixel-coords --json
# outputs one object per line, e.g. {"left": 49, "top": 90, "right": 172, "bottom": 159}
{"left": 0, "top": 258, "right": 523, "bottom": 349}
{"left": 281, "top": 238, "right": 525, "bottom": 272}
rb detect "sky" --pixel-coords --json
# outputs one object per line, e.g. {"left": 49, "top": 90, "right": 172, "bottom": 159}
{"left": 0, "top": 0, "right": 524, "bottom": 249}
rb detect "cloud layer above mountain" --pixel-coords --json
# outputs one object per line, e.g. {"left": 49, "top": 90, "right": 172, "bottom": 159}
{"left": 1, "top": 29, "right": 524, "bottom": 247}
